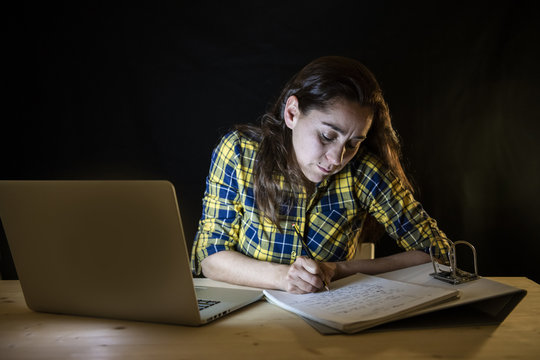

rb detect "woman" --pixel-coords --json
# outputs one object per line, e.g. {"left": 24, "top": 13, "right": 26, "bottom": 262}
{"left": 191, "top": 56, "right": 450, "bottom": 294}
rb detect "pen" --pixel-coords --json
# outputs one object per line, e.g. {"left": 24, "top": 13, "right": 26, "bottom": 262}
{"left": 292, "top": 223, "right": 330, "bottom": 291}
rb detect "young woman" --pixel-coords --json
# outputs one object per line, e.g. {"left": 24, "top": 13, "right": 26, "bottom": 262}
{"left": 191, "top": 56, "right": 450, "bottom": 294}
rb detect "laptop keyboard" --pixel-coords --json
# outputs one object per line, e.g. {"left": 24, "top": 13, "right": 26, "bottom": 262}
{"left": 198, "top": 299, "right": 221, "bottom": 310}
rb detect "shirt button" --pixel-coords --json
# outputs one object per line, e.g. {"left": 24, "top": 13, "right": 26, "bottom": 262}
{"left": 291, "top": 251, "right": 297, "bottom": 258}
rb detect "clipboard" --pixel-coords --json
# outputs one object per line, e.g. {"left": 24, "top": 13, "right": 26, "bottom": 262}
{"left": 304, "top": 262, "right": 527, "bottom": 334}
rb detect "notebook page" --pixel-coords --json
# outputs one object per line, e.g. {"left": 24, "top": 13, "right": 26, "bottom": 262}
{"left": 264, "top": 273, "right": 459, "bottom": 325}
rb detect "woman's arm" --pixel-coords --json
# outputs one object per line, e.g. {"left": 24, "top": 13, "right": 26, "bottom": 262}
{"left": 354, "top": 152, "right": 451, "bottom": 262}
{"left": 333, "top": 250, "right": 431, "bottom": 280}
{"left": 202, "top": 249, "right": 430, "bottom": 293}
{"left": 201, "top": 250, "right": 334, "bottom": 294}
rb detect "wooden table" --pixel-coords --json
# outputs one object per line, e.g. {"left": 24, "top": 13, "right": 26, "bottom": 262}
{"left": 1, "top": 277, "right": 539, "bottom": 359}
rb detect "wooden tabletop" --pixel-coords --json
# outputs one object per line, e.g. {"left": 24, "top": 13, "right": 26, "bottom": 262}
{"left": 1, "top": 277, "right": 539, "bottom": 360}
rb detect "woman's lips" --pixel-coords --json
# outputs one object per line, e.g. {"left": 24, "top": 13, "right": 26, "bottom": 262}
{"left": 318, "top": 165, "right": 332, "bottom": 174}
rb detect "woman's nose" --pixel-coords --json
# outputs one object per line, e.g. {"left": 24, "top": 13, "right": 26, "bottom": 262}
{"left": 326, "top": 145, "right": 345, "bottom": 165}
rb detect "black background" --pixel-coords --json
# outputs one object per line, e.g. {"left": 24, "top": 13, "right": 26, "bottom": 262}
{"left": 2, "top": 1, "right": 539, "bottom": 282}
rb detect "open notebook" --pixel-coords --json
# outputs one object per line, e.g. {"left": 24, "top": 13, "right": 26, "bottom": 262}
{"left": 264, "top": 262, "right": 526, "bottom": 334}
{"left": 0, "top": 180, "right": 262, "bottom": 325}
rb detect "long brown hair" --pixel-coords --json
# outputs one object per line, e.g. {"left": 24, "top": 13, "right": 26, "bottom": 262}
{"left": 237, "top": 56, "right": 413, "bottom": 239}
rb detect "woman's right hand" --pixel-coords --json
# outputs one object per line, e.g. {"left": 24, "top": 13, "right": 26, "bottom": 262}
{"left": 283, "top": 257, "right": 335, "bottom": 294}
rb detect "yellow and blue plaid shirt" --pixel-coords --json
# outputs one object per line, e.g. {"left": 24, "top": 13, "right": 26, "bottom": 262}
{"left": 191, "top": 131, "right": 450, "bottom": 274}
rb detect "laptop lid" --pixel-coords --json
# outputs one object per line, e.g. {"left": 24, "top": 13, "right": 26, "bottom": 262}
{"left": 0, "top": 180, "right": 262, "bottom": 325}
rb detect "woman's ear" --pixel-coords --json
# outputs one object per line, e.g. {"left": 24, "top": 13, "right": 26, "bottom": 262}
{"left": 284, "top": 96, "right": 300, "bottom": 130}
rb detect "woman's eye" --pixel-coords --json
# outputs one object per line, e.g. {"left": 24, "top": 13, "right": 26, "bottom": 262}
{"left": 320, "top": 133, "right": 334, "bottom": 142}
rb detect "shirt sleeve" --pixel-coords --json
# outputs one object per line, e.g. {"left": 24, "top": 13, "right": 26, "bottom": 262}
{"left": 354, "top": 151, "right": 451, "bottom": 262}
{"left": 190, "top": 132, "right": 243, "bottom": 275}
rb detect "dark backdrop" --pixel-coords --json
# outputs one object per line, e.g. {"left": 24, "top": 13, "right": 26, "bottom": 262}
{"left": 3, "top": 1, "right": 539, "bottom": 282}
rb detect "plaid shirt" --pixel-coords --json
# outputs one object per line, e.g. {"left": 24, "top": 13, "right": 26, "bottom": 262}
{"left": 191, "top": 131, "right": 450, "bottom": 274}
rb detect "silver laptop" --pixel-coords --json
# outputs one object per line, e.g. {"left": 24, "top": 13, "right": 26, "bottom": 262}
{"left": 0, "top": 180, "right": 262, "bottom": 325}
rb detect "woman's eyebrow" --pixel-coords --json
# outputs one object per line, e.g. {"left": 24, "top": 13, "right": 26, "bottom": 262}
{"left": 321, "top": 121, "right": 367, "bottom": 140}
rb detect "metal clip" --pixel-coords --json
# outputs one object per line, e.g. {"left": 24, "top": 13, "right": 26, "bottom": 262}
{"left": 429, "top": 240, "right": 480, "bottom": 284}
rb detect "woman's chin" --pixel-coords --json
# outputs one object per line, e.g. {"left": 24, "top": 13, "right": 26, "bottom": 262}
{"left": 305, "top": 173, "right": 326, "bottom": 183}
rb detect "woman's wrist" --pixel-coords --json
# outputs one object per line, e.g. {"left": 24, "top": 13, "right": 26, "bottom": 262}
{"left": 273, "top": 263, "right": 292, "bottom": 291}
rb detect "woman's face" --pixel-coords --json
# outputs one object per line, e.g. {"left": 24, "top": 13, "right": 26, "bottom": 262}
{"left": 284, "top": 96, "right": 373, "bottom": 183}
